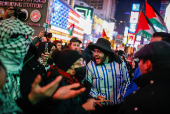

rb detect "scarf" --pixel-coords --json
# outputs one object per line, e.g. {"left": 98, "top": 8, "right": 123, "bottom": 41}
{"left": 47, "top": 65, "right": 83, "bottom": 87}
{"left": 0, "top": 17, "right": 34, "bottom": 113}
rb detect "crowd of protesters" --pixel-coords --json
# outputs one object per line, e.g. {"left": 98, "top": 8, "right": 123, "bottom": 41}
{"left": 1, "top": 7, "right": 170, "bottom": 114}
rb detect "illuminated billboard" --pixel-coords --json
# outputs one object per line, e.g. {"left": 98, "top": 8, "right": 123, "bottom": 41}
{"left": 129, "top": 24, "right": 137, "bottom": 33}
{"left": 50, "top": 0, "right": 84, "bottom": 40}
{"left": 74, "top": 5, "right": 93, "bottom": 20}
{"left": 127, "top": 33, "right": 135, "bottom": 45}
{"left": 124, "top": 26, "right": 129, "bottom": 36}
{"left": 136, "top": 35, "right": 141, "bottom": 41}
{"left": 130, "top": 11, "right": 139, "bottom": 23}
{"left": 74, "top": 5, "right": 93, "bottom": 34}
{"left": 165, "top": 3, "right": 170, "bottom": 32}
{"left": 0, "top": 0, "right": 49, "bottom": 36}
{"left": 132, "top": 4, "right": 140, "bottom": 11}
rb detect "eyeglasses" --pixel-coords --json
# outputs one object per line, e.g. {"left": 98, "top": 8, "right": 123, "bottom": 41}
{"left": 73, "top": 60, "right": 86, "bottom": 68}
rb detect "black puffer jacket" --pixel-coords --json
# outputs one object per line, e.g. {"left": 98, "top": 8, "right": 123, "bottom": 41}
{"left": 20, "top": 44, "right": 46, "bottom": 98}
{"left": 19, "top": 45, "right": 59, "bottom": 114}
{"left": 118, "top": 68, "right": 170, "bottom": 114}
{"left": 46, "top": 68, "right": 92, "bottom": 114}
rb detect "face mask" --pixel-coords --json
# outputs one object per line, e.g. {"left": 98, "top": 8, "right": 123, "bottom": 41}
{"left": 74, "top": 66, "right": 86, "bottom": 82}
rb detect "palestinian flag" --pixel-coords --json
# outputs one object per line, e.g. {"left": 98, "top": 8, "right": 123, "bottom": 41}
{"left": 146, "top": 2, "right": 168, "bottom": 32}
{"left": 102, "top": 29, "right": 107, "bottom": 37}
{"left": 135, "top": 10, "right": 156, "bottom": 41}
{"left": 102, "top": 29, "right": 110, "bottom": 40}
{"left": 68, "top": 24, "right": 75, "bottom": 36}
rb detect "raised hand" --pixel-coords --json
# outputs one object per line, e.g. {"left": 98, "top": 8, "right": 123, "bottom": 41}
{"left": 38, "top": 31, "right": 45, "bottom": 38}
{"left": 3, "top": 7, "right": 14, "bottom": 19}
{"left": 28, "top": 75, "right": 62, "bottom": 104}
{"left": 53, "top": 83, "right": 86, "bottom": 99}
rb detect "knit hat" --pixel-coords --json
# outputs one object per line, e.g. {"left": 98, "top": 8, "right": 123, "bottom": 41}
{"left": 52, "top": 49, "right": 82, "bottom": 71}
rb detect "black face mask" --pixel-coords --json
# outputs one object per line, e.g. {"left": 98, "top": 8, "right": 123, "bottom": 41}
{"left": 74, "top": 66, "right": 86, "bottom": 82}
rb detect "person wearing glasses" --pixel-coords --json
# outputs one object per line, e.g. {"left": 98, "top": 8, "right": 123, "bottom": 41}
{"left": 46, "top": 49, "right": 103, "bottom": 113}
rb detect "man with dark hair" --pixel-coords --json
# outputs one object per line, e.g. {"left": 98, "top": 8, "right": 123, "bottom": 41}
{"left": 85, "top": 38, "right": 130, "bottom": 114}
{"left": 124, "top": 32, "right": 170, "bottom": 98}
{"left": 151, "top": 32, "right": 170, "bottom": 43}
{"left": 69, "top": 37, "right": 82, "bottom": 52}
{"left": 53, "top": 40, "right": 62, "bottom": 51}
{"left": 118, "top": 41, "right": 170, "bottom": 114}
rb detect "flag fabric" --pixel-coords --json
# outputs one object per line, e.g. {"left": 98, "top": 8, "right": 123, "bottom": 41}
{"left": 145, "top": 2, "right": 168, "bottom": 32}
{"left": 102, "top": 29, "right": 107, "bottom": 37}
{"left": 67, "top": 24, "right": 75, "bottom": 36}
{"left": 102, "top": 29, "right": 110, "bottom": 40}
{"left": 135, "top": 10, "right": 156, "bottom": 41}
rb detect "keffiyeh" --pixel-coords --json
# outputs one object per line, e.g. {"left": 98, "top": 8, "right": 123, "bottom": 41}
{"left": 0, "top": 17, "right": 34, "bottom": 113}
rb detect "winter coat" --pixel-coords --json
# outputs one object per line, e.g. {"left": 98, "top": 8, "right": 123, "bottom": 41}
{"left": 20, "top": 44, "right": 46, "bottom": 98}
{"left": 19, "top": 45, "right": 58, "bottom": 114}
{"left": 47, "top": 69, "right": 91, "bottom": 114}
{"left": 118, "top": 68, "right": 170, "bottom": 114}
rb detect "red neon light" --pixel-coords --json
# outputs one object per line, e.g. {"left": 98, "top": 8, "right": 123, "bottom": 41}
{"left": 127, "top": 33, "right": 135, "bottom": 45}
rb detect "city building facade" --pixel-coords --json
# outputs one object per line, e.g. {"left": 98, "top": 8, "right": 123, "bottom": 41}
{"left": 82, "top": 0, "right": 116, "bottom": 21}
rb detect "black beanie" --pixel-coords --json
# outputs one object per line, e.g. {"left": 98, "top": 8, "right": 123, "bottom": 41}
{"left": 52, "top": 49, "right": 82, "bottom": 72}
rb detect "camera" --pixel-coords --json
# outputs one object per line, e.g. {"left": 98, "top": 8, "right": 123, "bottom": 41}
{"left": 13, "top": 7, "right": 26, "bottom": 21}
{"left": 44, "top": 31, "right": 52, "bottom": 38}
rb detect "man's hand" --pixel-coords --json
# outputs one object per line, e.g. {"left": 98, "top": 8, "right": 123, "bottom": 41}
{"left": 2, "top": 7, "right": 14, "bottom": 19}
{"left": 53, "top": 83, "right": 86, "bottom": 99}
{"left": 41, "top": 53, "right": 49, "bottom": 65}
{"left": 38, "top": 31, "right": 45, "bottom": 38}
{"left": 28, "top": 75, "right": 62, "bottom": 104}
{"left": 82, "top": 99, "right": 102, "bottom": 111}
{"left": 97, "top": 95, "right": 110, "bottom": 102}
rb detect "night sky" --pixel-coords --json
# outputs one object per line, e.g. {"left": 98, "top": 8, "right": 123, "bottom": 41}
{"left": 114, "top": 0, "right": 162, "bottom": 35}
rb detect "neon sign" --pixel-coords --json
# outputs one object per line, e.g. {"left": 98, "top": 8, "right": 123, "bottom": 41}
{"left": 127, "top": 33, "right": 135, "bottom": 45}
{"left": 132, "top": 4, "right": 140, "bottom": 11}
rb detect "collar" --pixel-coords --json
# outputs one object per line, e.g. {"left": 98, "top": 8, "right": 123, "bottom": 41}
{"left": 47, "top": 65, "right": 83, "bottom": 87}
{"left": 134, "top": 68, "right": 170, "bottom": 88}
{"left": 103, "top": 56, "right": 109, "bottom": 64}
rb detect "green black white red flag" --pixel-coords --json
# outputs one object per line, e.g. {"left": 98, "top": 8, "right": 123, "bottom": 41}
{"left": 135, "top": 10, "right": 156, "bottom": 41}
{"left": 68, "top": 24, "right": 75, "bottom": 36}
{"left": 145, "top": 1, "right": 168, "bottom": 32}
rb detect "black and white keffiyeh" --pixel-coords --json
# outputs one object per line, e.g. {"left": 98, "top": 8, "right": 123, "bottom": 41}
{"left": 0, "top": 17, "right": 34, "bottom": 113}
